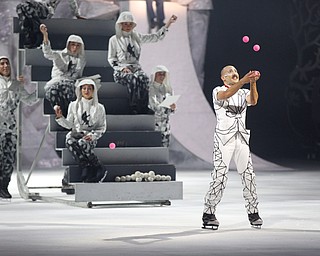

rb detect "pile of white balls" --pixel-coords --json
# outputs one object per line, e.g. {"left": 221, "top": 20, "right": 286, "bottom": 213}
{"left": 114, "top": 170, "right": 171, "bottom": 182}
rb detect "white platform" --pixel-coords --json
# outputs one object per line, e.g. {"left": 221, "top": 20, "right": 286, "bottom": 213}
{"left": 74, "top": 181, "right": 183, "bottom": 202}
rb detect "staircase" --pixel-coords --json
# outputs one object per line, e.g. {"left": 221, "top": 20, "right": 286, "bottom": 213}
{"left": 13, "top": 17, "right": 183, "bottom": 207}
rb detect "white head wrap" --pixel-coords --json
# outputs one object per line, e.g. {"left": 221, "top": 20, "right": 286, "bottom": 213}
{"left": 73, "top": 75, "right": 102, "bottom": 125}
{"left": 74, "top": 75, "right": 101, "bottom": 107}
{"left": 115, "top": 11, "right": 137, "bottom": 37}
{"left": 0, "top": 56, "right": 9, "bottom": 61}
{"left": 150, "top": 65, "right": 172, "bottom": 94}
{"left": 63, "top": 35, "right": 85, "bottom": 57}
{"left": 0, "top": 55, "right": 12, "bottom": 78}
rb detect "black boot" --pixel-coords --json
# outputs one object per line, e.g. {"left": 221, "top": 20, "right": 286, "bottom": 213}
{"left": 94, "top": 163, "right": 108, "bottom": 183}
{"left": 248, "top": 212, "right": 263, "bottom": 228}
{"left": 79, "top": 161, "right": 91, "bottom": 182}
{"left": 137, "top": 98, "right": 154, "bottom": 114}
{"left": 202, "top": 213, "right": 219, "bottom": 230}
{"left": 61, "top": 168, "right": 75, "bottom": 195}
{"left": 130, "top": 106, "right": 139, "bottom": 115}
{"left": 0, "top": 178, "right": 12, "bottom": 199}
{"left": 87, "top": 157, "right": 108, "bottom": 183}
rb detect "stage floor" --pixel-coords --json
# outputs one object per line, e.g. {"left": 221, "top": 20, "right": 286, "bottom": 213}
{"left": 1, "top": 164, "right": 320, "bottom": 256}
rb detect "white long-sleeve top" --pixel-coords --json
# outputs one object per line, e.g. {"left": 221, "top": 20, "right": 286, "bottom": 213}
{"left": 213, "top": 85, "right": 251, "bottom": 145}
{"left": 148, "top": 81, "right": 174, "bottom": 121}
{"left": 42, "top": 36, "right": 86, "bottom": 89}
{"left": 148, "top": 65, "right": 174, "bottom": 120}
{"left": 0, "top": 75, "right": 38, "bottom": 134}
{"left": 108, "top": 26, "right": 168, "bottom": 71}
{"left": 56, "top": 98, "right": 106, "bottom": 142}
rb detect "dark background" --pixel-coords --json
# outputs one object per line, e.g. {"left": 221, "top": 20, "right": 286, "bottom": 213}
{"left": 203, "top": 0, "right": 320, "bottom": 167}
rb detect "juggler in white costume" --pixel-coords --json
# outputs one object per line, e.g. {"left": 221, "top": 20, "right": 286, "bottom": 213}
{"left": 204, "top": 85, "right": 259, "bottom": 212}
{"left": 202, "top": 66, "right": 263, "bottom": 228}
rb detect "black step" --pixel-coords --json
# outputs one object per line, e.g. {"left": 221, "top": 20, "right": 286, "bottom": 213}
{"left": 62, "top": 147, "right": 169, "bottom": 165}
{"left": 13, "top": 17, "right": 116, "bottom": 36}
{"left": 55, "top": 130, "right": 162, "bottom": 149}
{"left": 30, "top": 66, "right": 114, "bottom": 82}
{"left": 13, "top": 16, "right": 116, "bottom": 50}
{"left": 19, "top": 34, "right": 110, "bottom": 51}
{"left": 50, "top": 114, "right": 156, "bottom": 132}
{"left": 43, "top": 97, "right": 130, "bottom": 115}
{"left": 24, "top": 48, "right": 109, "bottom": 67}
{"left": 36, "top": 81, "right": 128, "bottom": 99}
{"left": 65, "top": 164, "right": 176, "bottom": 183}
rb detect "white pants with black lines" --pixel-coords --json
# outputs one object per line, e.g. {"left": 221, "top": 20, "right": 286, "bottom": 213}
{"left": 203, "top": 133, "right": 260, "bottom": 215}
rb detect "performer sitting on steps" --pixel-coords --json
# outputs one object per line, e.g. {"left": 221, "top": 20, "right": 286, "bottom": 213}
{"left": 54, "top": 78, "right": 107, "bottom": 183}
{"left": 108, "top": 11, "right": 177, "bottom": 114}
{"left": 40, "top": 23, "right": 86, "bottom": 117}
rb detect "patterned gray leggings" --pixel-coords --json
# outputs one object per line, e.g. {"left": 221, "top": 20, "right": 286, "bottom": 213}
{"left": 45, "top": 80, "right": 75, "bottom": 116}
{"left": 0, "top": 133, "right": 16, "bottom": 180}
{"left": 114, "top": 69, "right": 149, "bottom": 111}
{"left": 66, "top": 136, "right": 97, "bottom": 165}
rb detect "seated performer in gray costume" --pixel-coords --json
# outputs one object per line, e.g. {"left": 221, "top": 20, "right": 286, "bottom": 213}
{"left": 55, "top": 78, "right": 107, "bottom": 183}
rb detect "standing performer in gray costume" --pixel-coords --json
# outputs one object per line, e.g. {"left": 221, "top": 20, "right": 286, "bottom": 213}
{"left": 202, "top": 65, "right": 263, "bottom": 229}
{"left": 40, "top": 23, "right": 86, "bottom": 117}
{"left": 55, "top": 78, "right": 107, "bottom": 183}
{"left": 0, "top": 56, "right": 38, "bottom": 199}
{"left": 108, "top": 11, "right": 177, "bottom": 114}
{"left": 148, "top": 65, "right": 176, "bottom": 147}
{"left": 16, "top": 0, "right": 85, "bottom": 48}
